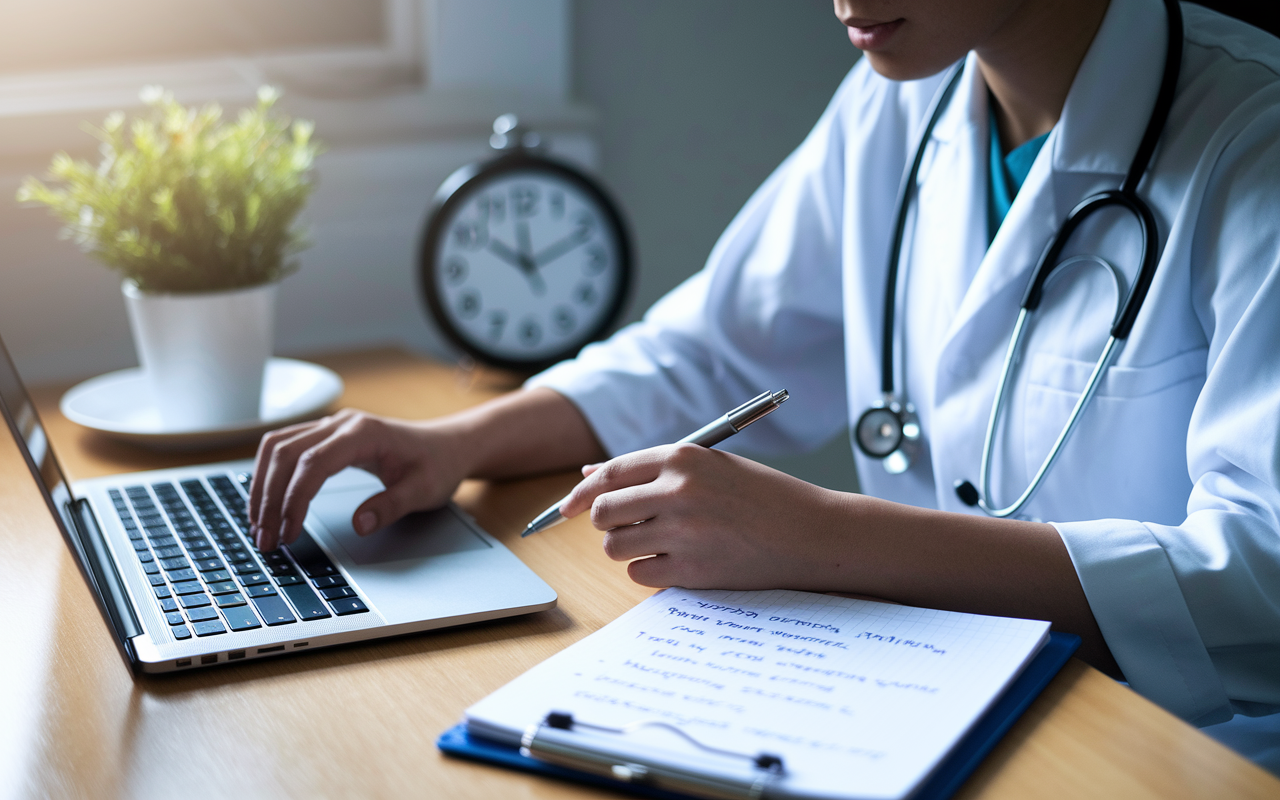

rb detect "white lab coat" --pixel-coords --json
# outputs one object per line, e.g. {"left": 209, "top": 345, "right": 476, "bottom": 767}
{"left": 530, "top": 0, "right": 1280, "bottom": 746}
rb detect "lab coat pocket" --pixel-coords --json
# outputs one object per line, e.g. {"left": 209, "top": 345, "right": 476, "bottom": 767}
{"left": 1020, "top": 347, "right": 1207, "bottom": 524}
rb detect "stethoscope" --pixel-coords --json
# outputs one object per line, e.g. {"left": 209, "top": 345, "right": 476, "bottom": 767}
{"left": 854, "top": 0, "right": 1183, "bottom": 518}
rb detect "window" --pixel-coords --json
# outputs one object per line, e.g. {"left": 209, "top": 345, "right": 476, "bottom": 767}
{"left": 0, "top": 1, "right": 389, "bottom": 75}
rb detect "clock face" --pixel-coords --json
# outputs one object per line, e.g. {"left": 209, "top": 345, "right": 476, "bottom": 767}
{"left": 424, "top": 158, "right": 630, "bottom": 368}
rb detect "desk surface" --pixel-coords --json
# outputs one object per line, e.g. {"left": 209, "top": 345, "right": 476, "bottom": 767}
{"left": 2, "top": 348, "right": 1276, "bottom": 799}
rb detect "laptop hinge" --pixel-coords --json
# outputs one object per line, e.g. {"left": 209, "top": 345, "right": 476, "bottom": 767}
{"left": 69, "top": 498, "right": 141, "bottom": 664}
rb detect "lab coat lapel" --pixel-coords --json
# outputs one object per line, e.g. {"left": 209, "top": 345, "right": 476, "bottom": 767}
{"left": 930, "top": 0, "right": 1169, "bottom": 401}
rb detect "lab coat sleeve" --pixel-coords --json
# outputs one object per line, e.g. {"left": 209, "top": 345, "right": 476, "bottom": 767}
{"left": 526, "top": 66, "right": 869, "bottom": 458}
{"left": 1055, "top": 98, "right": 1280, "bottom": 725}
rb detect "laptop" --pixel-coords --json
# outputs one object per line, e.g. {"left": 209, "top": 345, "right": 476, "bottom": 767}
{"left": 0, "top": 336, "right": 557, "bottom": 673}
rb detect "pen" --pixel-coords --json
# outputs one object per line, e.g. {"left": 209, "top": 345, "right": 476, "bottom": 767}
{"left": 522, "top": 389, "right": 789, "bottom": 537}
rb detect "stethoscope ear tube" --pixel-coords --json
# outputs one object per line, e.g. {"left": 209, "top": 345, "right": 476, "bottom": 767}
{"left": 1019, "top": 190, "right": 1161, "bottom": 340}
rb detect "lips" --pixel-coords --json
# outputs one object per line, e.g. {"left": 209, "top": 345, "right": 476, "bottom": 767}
{"left": 845, "top": 18, "right": 904, "bottom": 50}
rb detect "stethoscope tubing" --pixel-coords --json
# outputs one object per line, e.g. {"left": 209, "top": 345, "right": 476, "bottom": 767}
{"left": 865, "top": 0, "right": 1184, "bottom": 517}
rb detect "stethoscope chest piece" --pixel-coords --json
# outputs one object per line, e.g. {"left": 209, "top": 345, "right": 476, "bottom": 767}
{"left": 855, "top": 397, "right": 920, "bottom": 474}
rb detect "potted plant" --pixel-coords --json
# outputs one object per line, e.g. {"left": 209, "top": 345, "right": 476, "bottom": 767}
{"left": 17, "top": 85, "right": 320, "bottom": 429}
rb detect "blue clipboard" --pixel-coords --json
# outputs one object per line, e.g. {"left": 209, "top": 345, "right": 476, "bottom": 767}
{"left": 438, "top": 631, "right": 1081, "bottom": 800}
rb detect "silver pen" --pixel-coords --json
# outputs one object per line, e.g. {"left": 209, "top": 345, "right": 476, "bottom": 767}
{"left": 522, "top": 389, "right": 789, "bottom": 537}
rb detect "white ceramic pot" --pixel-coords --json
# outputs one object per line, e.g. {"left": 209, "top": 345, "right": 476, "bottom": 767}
{"left": 122, "top": 280, "right": 277, "bottom": 430}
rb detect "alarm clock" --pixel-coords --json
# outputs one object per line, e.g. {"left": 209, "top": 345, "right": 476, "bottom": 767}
{"left": 420, "top": 115, "right": 632, "bottom": 372}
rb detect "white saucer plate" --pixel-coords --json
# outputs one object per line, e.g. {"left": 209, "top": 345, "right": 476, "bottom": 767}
{"left": 60, "top": 358, "right": 344, "bottom": 451}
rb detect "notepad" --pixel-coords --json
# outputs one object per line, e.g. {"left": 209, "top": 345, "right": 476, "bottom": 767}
{"left": 463, "top": 588, "right": 1052, "bottom": 800}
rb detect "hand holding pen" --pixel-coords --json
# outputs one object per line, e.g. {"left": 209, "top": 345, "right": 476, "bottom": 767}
{"left": 524, "top": 389, "right": 789, "bottom": 536}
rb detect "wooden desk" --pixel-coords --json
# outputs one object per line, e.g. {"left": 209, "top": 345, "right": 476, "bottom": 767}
{"left": 2, "top": 348, "right": 1276, "bottom": 799}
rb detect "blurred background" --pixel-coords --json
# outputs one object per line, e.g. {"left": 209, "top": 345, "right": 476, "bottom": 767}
{"left": 0, "top": 0, "right": 858, "bottom": 490}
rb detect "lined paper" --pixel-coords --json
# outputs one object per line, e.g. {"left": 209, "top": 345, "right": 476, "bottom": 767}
{"left": 466, "top": 588, "right": 1049, "bottom": 800}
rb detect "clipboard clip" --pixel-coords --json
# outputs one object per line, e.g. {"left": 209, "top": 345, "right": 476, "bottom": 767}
{"left": 521, "top": 711, "right": 785, "bottom": 800}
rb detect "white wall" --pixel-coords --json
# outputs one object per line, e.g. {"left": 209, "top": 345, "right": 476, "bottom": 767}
{"left": 573, "top": 0, "right": 861, "bottom": 491}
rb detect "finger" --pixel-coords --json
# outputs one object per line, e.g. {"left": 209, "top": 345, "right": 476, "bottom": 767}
{"left": 626, "top": 554, "right": 679, "bottom": 588}
{"left": 255, "top": 418, "right": 351, "bottom": 550}
{"left": 250, "top": 419, "right": 322, "bottom": 525}
{"left": 600, "top": 516, "right": 677, "bottom": 562}
{"left": 590, "top": 481, "right": 666, "bottom": 531}
{"left": 250, "top": 412, "right": 348, "bottom": 526}
{"left": 351, "top": 475, "right": 431, "bottom": 536}
{"left": 581, "top": 462, "right": 603, "bottom": 477}
{"left": 561, "top": 448, "right": 668, "bottom": 518}
{"left": 275, "top": 421, "right": 377, "bottom": 547}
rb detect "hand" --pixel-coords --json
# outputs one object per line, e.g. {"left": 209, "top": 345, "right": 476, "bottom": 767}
{"left": 560, "top": 444, "right": 847, "bottom": 589}
{"left": 248, "top": 409, "right": 471, "bottom": 551}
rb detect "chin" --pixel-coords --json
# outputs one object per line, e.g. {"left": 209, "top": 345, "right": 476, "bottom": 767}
{"left": 862, "top": 50, "right": 963, "bottom": 82}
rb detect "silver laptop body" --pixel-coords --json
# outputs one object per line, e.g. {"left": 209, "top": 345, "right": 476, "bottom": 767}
{"left": 0, "top": 337, "right": 557, "bottom": 673}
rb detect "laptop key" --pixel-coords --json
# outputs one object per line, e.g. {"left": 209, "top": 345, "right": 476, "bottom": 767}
{"left": 154, "top": 545, "right": 183, "bottom": 559}
{"left": 192, "top": 620, "right": 226, "bottom": 637}
{"left": 330, "top": 598, "right": 369, "bottom": 616}
{"left": 160, "top": 598, "right": 178, "bottom": 612}
{"left": 203, "top": 569, "right": 231, "bottom": 583}
{"left": 153, "top": 586, "right": 171, "bottom": 599}
{"left": 312, "top": 575, "right": 347, "bottom": 589}
{"left": 165, "top": 611, "right": 185, "bottom": 625}
{"left": 238, "top": 571, "right": 269, "bottom": 586}
{"left": 187, "top": 606, "right": 219, "bottom": 622}
{"left": 207, "top": 581, "right": 239, "bottom": 595}
{"left": 280, "top": 583, "right": 331, "bottom": 621}
{"left": 131, "top": 538, "right": 149, "bottom": 552}
{"left": 246, "top": 584, "right": 277, "bottom": 599}
{"left": 180, "top": 593, "right": 211, "bottom": 609}
{"left": 172, "top": 625, "right": 192, "bottom": 640}
{"left": 275, "top": 575, "right": 303, "bottom": 587}
{"left": 233, "top": 563, "right": 263, "bottom": 576}
{"left": 171, "top": 580, "right": 204, "bottom": 595}
{"left": 284, "top": 531, "right": 339, "bottom": 578}
{"left": 250, "top": 594, "right": 296, "bottom": 625}
{"left": 148, "top": 573, "right": 167, "bottom": 587}
{"left": 160, "top": 557, "right": 189, "bottom": 571}
{"left": 222, "top": 604, "right": 261, "bottom": 631}
{"left": 167, "top": 568, "right": 197, "bottom": 582}
{"left": 319, "top": 586, "right": 355, "bottom": 601}
{"left": 216, "top": 593, "right": 247, "bottom": 608}
{"left": 188, "top": 548, "right": 217, "bottom": 562}
{"left": 195, "top": 558, "right": 225, "bottom": 572}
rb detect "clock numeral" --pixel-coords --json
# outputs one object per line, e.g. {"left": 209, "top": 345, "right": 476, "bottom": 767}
{"left": 487, "top": 310, "right": 507, "bottom": 340}
{"left": 518, "top": 318, "right": 543, "bottom": 346}
{"left": 584, "top": 245, "right": 607, "bottom": 275}
{"left": 444, "top": 256, "right": 468, "bottom": 286}
{"left": 550, "top": 191, "right": 565, "bottom": 219}
{"left": 553, "top": 306, "right": 576, "bottom": 334}
{"left": 574, "top": 281, "right": 597, "bottom": 306}
{"left": 478, "top": 194, "right": 505, "bottom": 223}
{"left": 573, "top": 211, "right": 594, "bottom": 242}
{"left": 452, "top": 221, "right": 487, "bottom": 250}
{"left": 512, "top": 185, "right": 539, "bottom": 218}
{"left": 457, "top": 290, "right": 481, "bottom": 319}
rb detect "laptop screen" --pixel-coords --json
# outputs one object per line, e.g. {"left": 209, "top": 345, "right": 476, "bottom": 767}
{"left": 0, "top": 337, "right": 76, "bottom": 518}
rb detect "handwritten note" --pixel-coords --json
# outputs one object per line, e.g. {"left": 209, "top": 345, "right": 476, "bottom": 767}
{"left": 465, "top": 588, "right": 1049, "bottom": 800}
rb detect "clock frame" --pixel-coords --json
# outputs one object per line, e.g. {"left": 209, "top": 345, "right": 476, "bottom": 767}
{"left": 420, "top": 150, "right": 632, "bottom": 372}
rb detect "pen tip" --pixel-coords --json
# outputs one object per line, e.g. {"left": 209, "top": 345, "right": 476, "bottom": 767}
{"left": 774, "top": 389, "right": 789, "bottom": 403}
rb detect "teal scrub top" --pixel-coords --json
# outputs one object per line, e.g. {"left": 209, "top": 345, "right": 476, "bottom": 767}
{"left": 987, "top": 106, "right": 1050, "bottom": 244}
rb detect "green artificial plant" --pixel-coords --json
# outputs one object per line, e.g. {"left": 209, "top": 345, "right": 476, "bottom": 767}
{"left": 17, "top": 86, "right": 321, "bottom": 293}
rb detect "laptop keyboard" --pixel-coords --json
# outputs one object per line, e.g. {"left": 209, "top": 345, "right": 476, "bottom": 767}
{"left": 108, "top": 472, "right": 368, "bottom": 640}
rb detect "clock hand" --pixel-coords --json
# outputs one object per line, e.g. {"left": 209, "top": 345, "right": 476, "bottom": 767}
{"left": 487, "top": 237, "right": 547, "bottom": 295}
{"left": 516, "top": 219, "right": 535, "bottom": 262}
{"left": 533, "top": 230, "right": 591, "bottom": 267}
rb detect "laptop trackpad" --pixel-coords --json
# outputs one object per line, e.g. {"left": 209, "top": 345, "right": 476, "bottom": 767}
{"left": 309, "top": 487, "right": 489, "bottom": 565}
